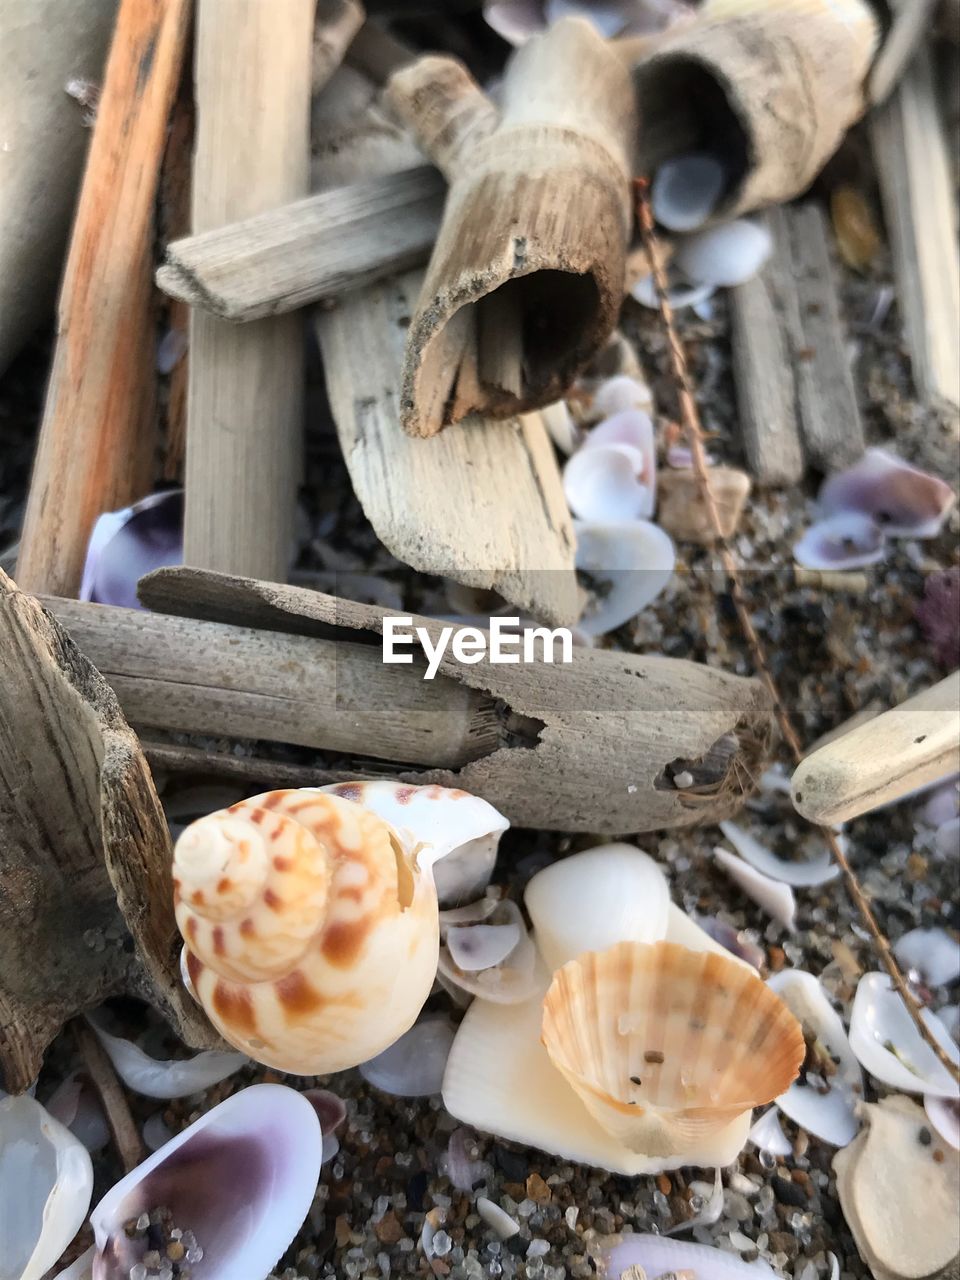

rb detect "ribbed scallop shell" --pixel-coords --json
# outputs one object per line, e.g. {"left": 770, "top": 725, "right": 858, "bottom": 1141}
{"left": 541, "top": 941, "right": 804, "bottom": 1156}
{"left": 174, "top": 789, "right": 441, "bottom": 1075}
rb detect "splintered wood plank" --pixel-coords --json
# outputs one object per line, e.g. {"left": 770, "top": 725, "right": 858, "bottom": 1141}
{"left": 156, "top": 167, "right": 444, "bottom": 321}
{"left": 871, "top": 44, "right": 960, "bottom": 412}
{"left": 183, "top": 0, "right": 315, "bottom": 582}
{"left": 16, "top": 0, "right": 191, "bottom": 596}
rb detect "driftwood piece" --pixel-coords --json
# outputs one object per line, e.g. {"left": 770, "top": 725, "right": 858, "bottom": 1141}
{"left": 16, "top": 0, "right": 190, "bottom": 598}
{"left": 633, "top": 1, "right": 879, "bottom": 220}
{"left": 0, "top": 0, "right": 117, "bottom": 374}
{"left": 159, "top": 88, "right": 193, "bottom": 482}
{"left": 388, "top": 18, "right": 637, "bottom": 435}
{"left": 312, "top": 0, "right": 365, "bottom": 92}
{"left": 0, "top": 569, "right": 212, "bottom": 1093}
{"left": 345, "top": 18, "right": 415, "bottom": 82}
{"left": 868, "top": 0, "right": 941, "bottom": 105}
{"left": 312, "top": 68, "right": 580, "bottom": 627}
{"left": 871, "top": 45, "right": 960, "bottom": 412}
{"left": 729, "top": 204, "right": 864, "bottom": 481}
{"left": 183, "top": 0, "right": 315, "bottom": 581}
{"left": 102, "top": 565, "right": 777, "bottom": 836}
{"left": 156, "top": 167, "right": 444, "bottom": 321}
{"left": 791, "top": 672, "right": 960, "bottom": 825}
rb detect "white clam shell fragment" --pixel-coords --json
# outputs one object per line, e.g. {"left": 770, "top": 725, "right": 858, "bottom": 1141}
{"left": 818, "top": 447, "right": 956, "bottom": 537}
{"left": 793, "top": 512, "right": 885, "bottom": 571}
{"left": 652, "top": 151, "right": 727, "bottom": 231}
{"left": 591, "top": 374, "right": 654, "bottom": 420}
{"left": 767, "top": 970, "right": 864, "bottom": 1147}
{"left": 447, "top": 922, "right": 521, "bottom": 972}
{"left": 564, "top": 443, "right": 652, "bottom": 522}
{"left": 674, "top": 219, "right": 773, "bottom": 288}
{"left": 359, "top": 1016, "right": 455, "bottom": 1097}
{"left": 849, "top": 972, "right": 960, "bottom": 1098}
{"left": 925, "top": 1095, "right": 960, "bottom": 1151}
{"left": 174, "top": 783, "right": 507, "bottom": 1075}
{"left": 438, "top": 899, "right": 539, "bottom": 1004}
{"left": 540, "top": 398, "right": 581, "bottom": 454}
{"left": 892, "top": 927, "right": 960, "bottom": 988}
{"left": 581, "top": 409, "right": 656, "bottom": 511}
{"left": 602, "top": 1233, "right": 780, "bottom": 1278}
{"left": 719, "top": 819, "right": 840, "bottom": 887}
{"left": 748, "top": 1106, "right": 793, "bottom": 1158}
{"left": 574, "top": 520, "right": 676, "bottom": 637}
{"left": 0, "top": 1094, "right": 94, "bottom": 1280}
{"left": 46, "top": 1075, "right": 110, "bottom": 1155}
{"left": 90, "top": 1084, "right": 321, "bottom": 1280}
{"left": 631, "top": 269, "right": 715, "bottom": 312}
{"left": 87, "top": 1015, "right": 247, "bottom": 1099}
{"left": 713, "top": 847, "right": 797, "bottom": 930}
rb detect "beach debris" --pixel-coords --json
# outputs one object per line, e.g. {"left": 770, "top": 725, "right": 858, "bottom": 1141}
{"left": 747, "top": 1107, "right": 792, "bottom": 1160}
{"left": 86, "top": 1015, "right": 246, "bottom": 1100}
{"left": 673, "top": 220, "right": 773, "bottom": 288}
{"left": 564, "top": 439, "right": 654, "bottom": 521}
{"left": 483, "top": 0, "right": 690, "bottom": 45}
{"left": 438, "top": 899, "right": 540, "bottom": 1004}
{"left": 359, "top": 1016, "right": 456, "bottom": 1098}
{"left": 817, "top": 448, "right": 956, "bottom": 537}
{"left": 541, "top": 940, "right": 803, "bottom": 1155}
{"left": 601, "top": 1233, "right": 779, "bottom": 1278}
{"left": 173, "top": 783, "right": 508, "bottom": 1074}
{"left": 767, "top": 970, "right": 864, "bottom": 1147}
{"left": 630, "top": 270, "right": 716, "bottom": 312}
{"left": 718, "top": 820, "right": 840, "bottom": 887}
{"left": 893, "top": 928, "right": 960, "bottom": 989}
{"left": 441, "top": 1127, "right": 487, "bottom": 1193}
{"left": 916, "top": 567, "right": 960, "bottom": 668}
{"left": 0, "top": 1094, "right": 93, "bottom": 1280}
{"left": 657, "top": 467, "right": 751, "bottom": 543}
{"left": 664, "top": 1166, "right": 723, "bottom": 1235}
{"left": 89, "top": 1084, "right": 322, "bottom": 1280}
{"left": 574, "top": 519, "right": 676, "bottom": 636}
{"left": 693, "top": 916, "right": 765, "bottom": 971}
{"left": 652, "top": 152, "right": 727, "bottom": 231}
{"left": 712, "top": 847, "right": 797, "bottom": 931}
{"left": 793, "top": 513, "right": 886, "bottom": 571}
{"left": 849, "top": 972, "right": 960, "bottom": 1098}
{"left": 476, "top": 1196, "right": 520, "bottom": 1239}
{"left": 46, "top": 1076, "right": 110, "bottom": 1155}
{"left": 78, "top": 491, "right": 183, "bottom": 611}
{"left": 830, "top": 186, "right": 882, "bottom": 272}
{"left": 833, "top": 1095, "right": 959, "bottom": 1280}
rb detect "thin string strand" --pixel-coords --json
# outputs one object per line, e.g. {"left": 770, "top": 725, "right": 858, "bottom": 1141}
{"left": 634, "top": 177, "right": 960, "bottom": 1082}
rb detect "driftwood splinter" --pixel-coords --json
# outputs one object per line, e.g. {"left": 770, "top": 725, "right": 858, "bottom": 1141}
{"left": 39, "top": 566, "right": 777, "bottom": 837}
{"left": 387, "top": 17, "right": 637, "bottom": 436}
{"left": 0, "top": 569, "right": 214, "bottom": 1094}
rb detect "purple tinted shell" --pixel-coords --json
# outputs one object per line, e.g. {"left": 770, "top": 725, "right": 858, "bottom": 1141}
{"left": 80, "top": 490, "right": 183, "bottom": 610}
{"left": 916, "top": 568, "right": 960, "bottom": 668}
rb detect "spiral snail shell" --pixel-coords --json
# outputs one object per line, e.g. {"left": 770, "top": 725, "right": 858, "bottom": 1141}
{"left": 173, "top": 783, "right": 508, "bottom": 1074}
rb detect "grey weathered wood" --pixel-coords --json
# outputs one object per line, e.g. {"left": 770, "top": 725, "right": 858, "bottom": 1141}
{"left": 0, "top": 570, "right": 213, "bottom": 1093}
{"left": 312, "top": 0, "right": 365, "bottom": 93}
{"left": 871, "top": 45, "right": 960, "bottom": 412}
{"left": 730, "top": 204, "right": 865, "bottom": 481}
{"left": 184, "top": 0, "right": 314, "bottom": 581}
{"left": 867, "top": 0, "right": 939, "bottom": 105}
{"left": 729, "top": 211, "right": 805, "bottom": 486}
{"left": 125, "top": 565, "right": 777, "bottom": 837}
{"left": 156, "top": 167, "right": 444, "bottom": 321}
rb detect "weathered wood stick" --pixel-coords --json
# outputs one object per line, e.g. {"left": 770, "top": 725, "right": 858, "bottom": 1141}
{"left": 345, "top": 18, "right": 415, "bottom": 82}
{"left": 791, "top": 672, "right": 960, "bottom": 825}
{"left": 183, "top": 0, "right": 315, "bottom": 581}
{"left": 388, "top": 18, "right": 637, "bottom": 436}
{"left": 0, "top": 569, "right": 213, "bottom": 1093}
{"left": 15, "top": 0, "right": 191, "bottom": 597}
{"left": 127, "top": 565, "right": 776, "bottom": 836}
{"left": 632, "top": 0, "right": 879, "bottom": 220}
{"left": 145, "top": 741, "right": 361, "bottom": 791}
{"left": 312, "top": 68, "right": 580, "bottom": 627}
{"left": 312, "top": 0, "right": 365, "bottom": 92}
{"left": 729, "top": 204, "right": 864, "bottom": 482}
{"left": 870, "top": 45, "right": 960, "bottom": 412}
{"left": 156, "top": 167, "right": 444, "bottom": 321}
{"left": 868, "top": 0, "right": 941, "bottom": 105}
{"left": 159, "top": 88, "right": 193, "bottom": 482}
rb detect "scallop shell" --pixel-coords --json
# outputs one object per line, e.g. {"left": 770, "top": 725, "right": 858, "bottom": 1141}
{"left": 541, "top": 941, "right": 804, "bottom": 1156}
{"left": 174, "top": 784, "right": 506, "bottom": 1074}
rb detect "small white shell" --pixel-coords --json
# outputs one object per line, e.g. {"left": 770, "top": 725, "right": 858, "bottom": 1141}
{"left": 748, "top": 1106, "right": 793, "bottom": 1157}
{"left": 564, "top": 443, "right": 652, "bottom": 522}
{"left": 476, "top": 1196, "right": 520, "bottom": 1239}
{"left": 818, "top": 447, "right": 956, "bottom": 537}
{"left": 524, "top": 844, "right": 670, "bottom": 972}
{"left": 674, "top": 219, "right": 773, "bottom": 287}
{"left": 591, "top": 375, "right": 654, "bottom": 420}
{"left": 652, "top": 152, "right": 727, "bottom": 231}
{"left": 767, "top": 969, "right": 864, "bottom": 1147}
{"left": 574, "top": 520, "right": 676, "bottom": 636}
{"left": 719, "top": 819, "right": 840, "bottom": 887}
{"left": 359, "top": 1016, "right": 455, "bottom": 1097}
{"left": 631, "top": 270, "right": 715, "bottom": 311}
{"left": 926, "top": 1095, "right": 960, "bottom": 1151}
{"left": 87, "top": 1015, "right": 247, "bottom": 1099}
{"left": 602, "top": 1233, "right": 780, "bottom": 1279}
{"left": 540, "top": 399, "right": 581, "bottom": 454}
{"left": 892, "top": 927, "right": 960, "bottom": 988}
{"left": 438, "top": 899, "right": 539, "bottom": 1004}
{"left": 45, "top": 1076, "right": 110, "bottom": 1155}
{"left": 0, "top": 1094, "right": 93, "bottom": 1280}
{"left": 849, "top": 972, "right": 960, "bottom": 1098}
{"left": 793, "top": 512, "right": 885, "bottom": 571}
{"left": 90, "top": 1084, "right": 321, "bottom": 1280}
{"left": 447, "top": 922, "right": 521, "bottom": 972}
{"left": 713, "top": 847, "right": 797, "bottom": 930}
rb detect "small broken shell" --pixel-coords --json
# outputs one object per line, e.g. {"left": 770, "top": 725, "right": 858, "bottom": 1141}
{"left": 601, "top": 1232, "right": 780, "bottom": 1278}
{"left": 925, "top": 1095, "right": 960, "bottom": 1151}
{"left": 524, "top": 844, "right": 669, "bottom": 973}
{"left": 564, "top": 443, "right": 653, "bottom": 522}
{"left": 673, "top": 219, "right": 772, "bottom": 288}
{"left": 718, "top": 820, "right": 840, "bottom": 887}
{"left": 747, "top": 1106, "right": 792, "bottom": 1158}
{"left": 175, "top": 783, "right": 507, "bottom": 1074}
{"left": 892, "top": 927, "right": 960, "bottom": 989}
{"left": 87, "top": 1014, "right": 246, "bottom": 1099}
{"left": 438, "top": 898, "right": 539, "bottom": 1004}
{"left": 90, "top": 1084, "right": 322, "bottom": 1280}
{"left": 591, "top": 375, "right": 654, "bottom": 420}
{"left": 818, "top": 448, "right": 956, "bottom": 537}
{"left": 630, "top": 269, "right": 715, "bottom": 312}
{"left": 541, "top": 941, "right": 804, "bottom": 1156}
{"left": 574, "top": 520, "right": 676, "bottom": 637}
{"left": 541, "top": 399, "right": 581, "bottom": 454}
{"left": 767, "top": 970, "right": 864, "bottom": 1147}
{"left": 652, "top": 152, "right": 727, "bottom": 231}
{"left": 849, "top": 972, "right": 960, "bottom": 1098}
{"left": 0, "top": 1094, "right": 93, "bottom": 1280}
{"left": 793, "top": 512, "right": 885, "bottom": 571}
{"left": 359, "top": 1016, "right": 455, "bottom": 1097}
{"left": 79, "top": 489, "right": 183, "bottom": 611}
{"left": 712, "top": 847, "right": 797, "bottom": 930}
